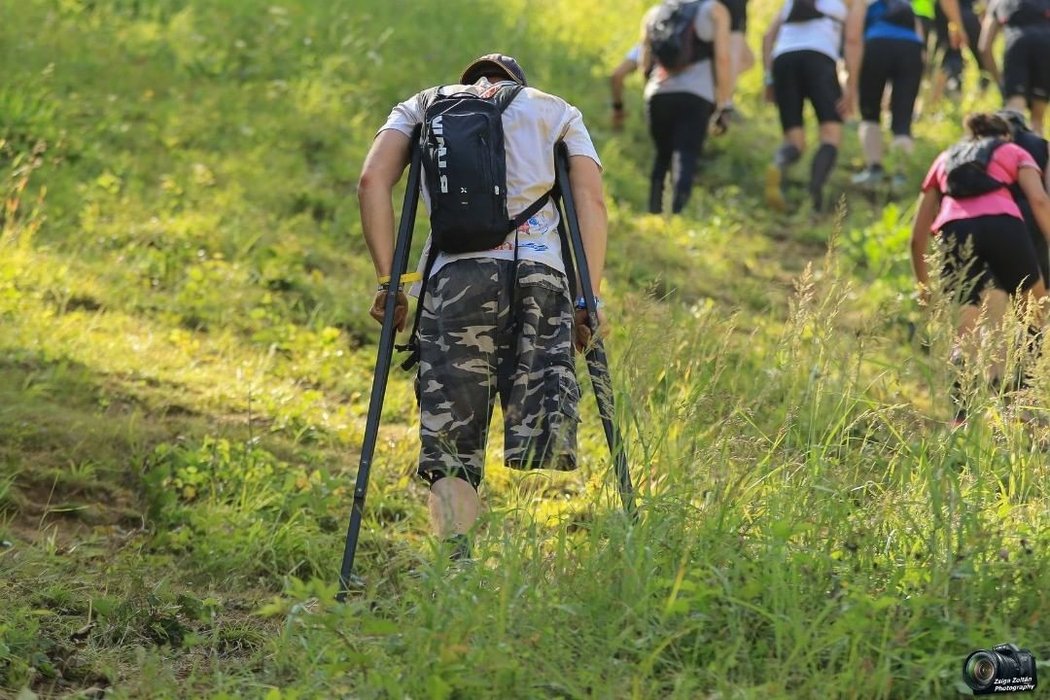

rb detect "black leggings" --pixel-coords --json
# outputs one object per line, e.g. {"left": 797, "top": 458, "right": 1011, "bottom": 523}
{"left": 939, "top": 214, "right": 1042, "bottom": 306}
{"left": 647, "top": 92, "right": 715, "bottom": 214}
{"left": 859, "top": 38, "right": 924, "bottom": 136}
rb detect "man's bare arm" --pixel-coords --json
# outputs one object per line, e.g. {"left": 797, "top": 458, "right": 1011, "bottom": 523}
{"left": 844, "top": 0, "right": 866, "bottom": 113}
{"left": 357, "top": 129, "right": 412, "bottom": 279}
{"left": 568, "top": 155, "right": 608, "bottom": 295}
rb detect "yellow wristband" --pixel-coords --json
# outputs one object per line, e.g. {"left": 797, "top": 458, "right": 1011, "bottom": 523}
{"left": 948, "top": 21, "right": 960, "bottom": 31}
{"left": 377, "top": 272, "right": 423, "bottom": 284}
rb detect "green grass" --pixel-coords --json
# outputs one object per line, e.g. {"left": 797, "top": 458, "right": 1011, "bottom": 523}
{"left": 1, "top": 0, "right": 1049, "bottom": 697}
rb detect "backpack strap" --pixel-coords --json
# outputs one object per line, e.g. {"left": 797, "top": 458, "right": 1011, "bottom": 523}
{"left": 495, "top": 82, "right": 549, "bottom": 230}
{"left": 980, "top": 137, "right": 1007, "bottom": 161}
{"left": 396, "top": 245, "right": 438, "bottom": 372}
{"left": 510, "top": 190, "right": 552, "bottom": 230}
{"left": 418, "top": 86, "right": 442, "bottom": 114}
{"left": 552, "top": 166, "right": 578, "bottom": 302}
{"left": 492, "top": 83, "right": 523, "bottom": 113}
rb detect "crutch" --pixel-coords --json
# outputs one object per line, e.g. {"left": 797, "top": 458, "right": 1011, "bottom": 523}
{"left": 553, "top": 143, "right": 637, "bottom": 519}
{"left": 337, "top": 126, "right": 423, "bottom": 601}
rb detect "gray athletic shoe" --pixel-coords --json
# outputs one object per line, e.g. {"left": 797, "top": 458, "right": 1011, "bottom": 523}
{"left": 850, "top": 165, "right": 884, "bottom": 188}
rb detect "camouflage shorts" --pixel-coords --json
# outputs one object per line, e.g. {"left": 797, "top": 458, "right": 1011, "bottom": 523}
{"left": 416, "top": 258, "right": 580, "bottom": 488}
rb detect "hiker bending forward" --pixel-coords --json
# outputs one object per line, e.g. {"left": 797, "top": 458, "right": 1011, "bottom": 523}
{"left": 911, "top": 112, "right": 1050, "bottom": 421}
{"left": 357, "top": 54, "right": 608, "bottom": 560}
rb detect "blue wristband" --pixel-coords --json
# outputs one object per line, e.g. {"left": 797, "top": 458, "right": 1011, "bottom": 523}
{"left": 574, "top": 296, "right": 602, "bottom": 310}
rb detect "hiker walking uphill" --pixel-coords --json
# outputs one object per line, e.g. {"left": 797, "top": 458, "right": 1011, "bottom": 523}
{"left": 928, "top": 0, "right": 992, "bottom": 105}
{"left": 998, "top": 109, "right": 1050, "bottom": 283}
{"left": 356, "top": 54, "right": 608, "bottom": 563}
{"left": 910, "top": 112, "right": 1050, "bottom": 423}
{"left": 762, "top": 0, "right": 866, "bottom": 212}
{"left": 848, "top": 0, "right": 968, "bottom": 191}
{"left": 641, "top": 0, "right": 733, "bottom": 214}
{"left": 979, "top": 0, "right": 1050, "bottom": 136}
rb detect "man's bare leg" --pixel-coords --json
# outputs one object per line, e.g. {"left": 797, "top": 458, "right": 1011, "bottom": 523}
{"left": 429, "top": 475, "right": 481, "bottom": 538}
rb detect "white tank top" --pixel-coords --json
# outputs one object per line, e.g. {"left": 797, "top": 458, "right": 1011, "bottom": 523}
{"left": 772, "top": 0, "right": 848, "bottom": 61}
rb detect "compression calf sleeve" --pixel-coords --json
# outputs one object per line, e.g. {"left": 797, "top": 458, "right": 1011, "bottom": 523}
{"left": 809, "top": 143, "right": 838, "bottom": 211}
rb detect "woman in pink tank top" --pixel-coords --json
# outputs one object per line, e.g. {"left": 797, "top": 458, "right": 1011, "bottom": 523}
{"left": 910, "top": 112, "right": 1050, "bottom": 424}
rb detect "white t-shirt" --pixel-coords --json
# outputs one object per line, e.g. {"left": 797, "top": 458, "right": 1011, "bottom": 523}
{"left": 643, "top": 1, "right": 718, "bottom": 103}
{"left": 379, "top": 78, "right": 601, "bottom": 286}
{"left": 772, "top": 0, "right": 848, "bottom": 61}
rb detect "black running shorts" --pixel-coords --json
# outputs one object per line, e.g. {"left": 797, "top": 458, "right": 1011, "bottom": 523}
{"left": 938, "top": 214, "right": 1042, "bottom": 306}
{"left": 1002, "top": 27, "right": 1050, "bottom": 102}
{"left": 772, "top": 50, "right": 843, "bottom": 132}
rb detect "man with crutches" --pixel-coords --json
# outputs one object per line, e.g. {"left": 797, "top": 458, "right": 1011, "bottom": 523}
{"left": 352, "top": 54, "right": 614, "bottom": 582}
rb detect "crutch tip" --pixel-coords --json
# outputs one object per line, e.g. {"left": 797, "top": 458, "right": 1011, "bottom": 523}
{"left": 336, "top": 573, "right": 367, "bottom": 601}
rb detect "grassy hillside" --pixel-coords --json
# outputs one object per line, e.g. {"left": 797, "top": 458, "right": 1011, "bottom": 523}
{"left": 2, "top": 0, "right": 1048, "bottom": 697}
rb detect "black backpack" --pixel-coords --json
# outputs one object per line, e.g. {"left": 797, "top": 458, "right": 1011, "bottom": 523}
{"left": 879, "top": 0, "right": 917, "bottom": 29}
{"left": 996, "top": 0, "right": 1050, "bottom": 25}
{"left": 398, "top": 83, "right": 553, "bottom": 371}
{"left": 786, "top": 0, "right": 827, "bottom": 23}
{"left": 943, "top": 137, "right": 1007, "bottom": 198}
{"left": 419, "top": 84, "right": 550, "bottom": 254}
{"left": 649, "top": 0, "right": 710, "bottom": 72}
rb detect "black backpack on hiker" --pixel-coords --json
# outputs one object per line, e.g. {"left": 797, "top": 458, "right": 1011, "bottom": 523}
{"left": 648, "top": 0, "right": 712, "bottom": 72}
{"left": 996, "top": 0, "right": 1050, "bottom": 25}
{"left": 943, "top": 137, "right": 1007, "bottom": 198}
{"left": 879, "top": 0, "right": 918, "bottom": 29}
{"left": 418, "top": 84, "right": 550, "bottom": 254}
{"left": 786, "top": 0, "right": 828, "bottom": 23}
{"left": 398, "top": 83, "right": 553, "bottom": 370}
